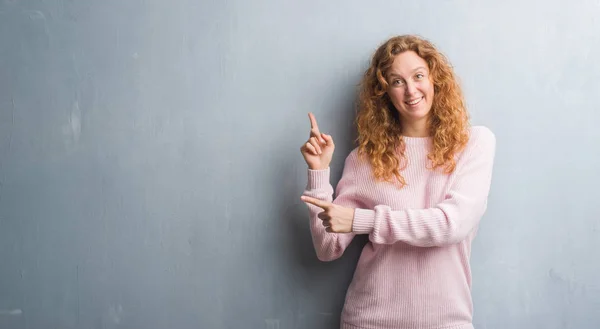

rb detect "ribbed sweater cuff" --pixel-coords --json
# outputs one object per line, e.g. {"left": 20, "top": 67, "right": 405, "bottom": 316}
{"left": 352, "top": 208, "right": 375, "bottom": 234}
{"left": 307, "top": 167, "right": 330, "bottom": 189}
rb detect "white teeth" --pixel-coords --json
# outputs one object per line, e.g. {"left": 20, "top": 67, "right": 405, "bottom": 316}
{"left": 406, "top": 97, "right": 422, "bottom": 105}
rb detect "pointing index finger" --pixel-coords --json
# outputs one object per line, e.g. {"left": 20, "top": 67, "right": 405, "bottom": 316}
{"left": 301, "top": 195, "right": 330, "bottom": 210}
{"left": 308, "top": 112, "right": 320, "bottom": 134}
{"left": 308, "top": 113, "right": 325, "bottom": 142}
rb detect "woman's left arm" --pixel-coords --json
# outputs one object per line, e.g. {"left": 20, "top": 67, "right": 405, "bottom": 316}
{"left": 352, "top": 128, "right": 496, "bottom": 247}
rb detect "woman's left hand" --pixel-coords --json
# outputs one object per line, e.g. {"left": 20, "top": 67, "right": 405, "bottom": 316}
{"left": 300, "top": 196, "right": 355, "bottom": 233}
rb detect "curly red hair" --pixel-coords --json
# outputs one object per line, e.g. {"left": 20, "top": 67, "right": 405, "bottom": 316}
{"left": 356, "top": 35, "right": 470, "bottom": 187}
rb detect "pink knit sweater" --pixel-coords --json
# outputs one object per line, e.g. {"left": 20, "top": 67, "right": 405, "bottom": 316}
{"left": 302, "top": 126, "right": 496, "bottom": 329}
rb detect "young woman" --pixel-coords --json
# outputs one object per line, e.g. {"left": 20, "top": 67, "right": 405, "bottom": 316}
{"left": 300, "top": 35, "right": 496, "bottom": 329}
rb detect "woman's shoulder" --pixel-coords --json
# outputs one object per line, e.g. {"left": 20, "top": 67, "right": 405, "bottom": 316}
{"left": 469, "top": 125, "right": 495, "bottom": 140}
{"left": 459, "top": 125, "right": 496, "bottom": 164}
{"left": 344, "top": 147, "right": 362, "bottom": 165}
{"left": 467, "top": 125, "right": 496, "bottom": 149}
{"left": 339, "top": 147, "right": 372, "bottom": 172}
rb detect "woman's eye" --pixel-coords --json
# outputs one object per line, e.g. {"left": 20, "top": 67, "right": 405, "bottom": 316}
{"left": 416, "top": 73, "right": 424, "bottom": 79}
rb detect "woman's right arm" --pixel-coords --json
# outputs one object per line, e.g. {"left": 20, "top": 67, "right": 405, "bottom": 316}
{"left": 299, "top": 113, "right": 360, "bottom": 261}
{"left": 301, "top": 152, "right": 361, "bottom": 261}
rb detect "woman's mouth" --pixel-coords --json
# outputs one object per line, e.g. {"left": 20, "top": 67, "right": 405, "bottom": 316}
{"left": 405, "top": 97, "right": 424, "bottom": 107}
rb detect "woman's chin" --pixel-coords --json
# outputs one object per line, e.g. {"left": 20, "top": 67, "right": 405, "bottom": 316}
{"left": 400, "top": 108, "right": 431, "bottom": 122}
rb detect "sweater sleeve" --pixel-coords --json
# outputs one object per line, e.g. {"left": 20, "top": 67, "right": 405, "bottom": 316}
{"left": 301, "top": 151, "right": 362, "bottom": 261}
{"left": 352, "top": 128, "right": 496, "bottom": 247}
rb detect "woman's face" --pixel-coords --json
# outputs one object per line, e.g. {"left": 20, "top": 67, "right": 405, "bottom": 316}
{"left": 386, "top": 51, "right": 435, "bottom": 126}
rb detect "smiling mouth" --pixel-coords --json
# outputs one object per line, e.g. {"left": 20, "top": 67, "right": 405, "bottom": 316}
{"left": 405, "top": 97, "right": 423, "bottom": 106}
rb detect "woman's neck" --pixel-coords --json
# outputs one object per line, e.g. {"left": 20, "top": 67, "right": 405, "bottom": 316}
{"left": 401, "top": 120, "right": 430, "bottom": 137}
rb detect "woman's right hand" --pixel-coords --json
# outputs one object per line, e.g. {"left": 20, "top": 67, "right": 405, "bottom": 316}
{"left": 300, "top": 113, "right": 335, "bottom": 170}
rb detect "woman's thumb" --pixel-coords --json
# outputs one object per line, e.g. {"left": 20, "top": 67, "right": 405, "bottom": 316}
{"left": 321, "top": 133, "right": 334, "bottom": 146}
